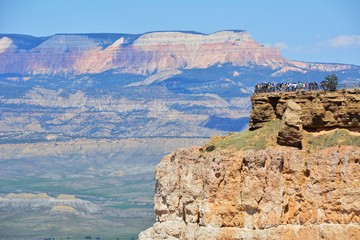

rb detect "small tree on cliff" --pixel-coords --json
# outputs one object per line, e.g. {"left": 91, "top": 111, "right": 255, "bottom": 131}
{"left": 325, "top": 74, "right": 338, "bottom": 91}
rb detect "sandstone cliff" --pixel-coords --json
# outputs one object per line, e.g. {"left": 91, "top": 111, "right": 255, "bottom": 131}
{"left": 250, "top": 89, "right": 360, "bottom": 149}
{"left": 139, "top": 120, "right": 360, "bottom": 239}
{"left": 250, "top": 89, "right": 360, "bottom": 131}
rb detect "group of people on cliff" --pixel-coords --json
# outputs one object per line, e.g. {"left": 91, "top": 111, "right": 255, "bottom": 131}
{"left": 254, "top": 80, "right": 334, "bottom": 93}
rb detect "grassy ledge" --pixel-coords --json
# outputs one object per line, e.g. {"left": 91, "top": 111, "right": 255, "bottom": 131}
{"left": 303, "top": 129, "right": 360, "bottom": 151}
{"left": 206, "top": 120, "right": 280, "bottom": 151}
{"left": 204, "top": 120, "right": 360, "bottom": 152}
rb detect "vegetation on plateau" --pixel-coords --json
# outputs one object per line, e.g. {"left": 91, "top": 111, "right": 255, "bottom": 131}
{"left": 324, "top": 73, "right": 338, "bottom": 91}
{"left": 204, "top": 120, "right": 360, "bottom": 152}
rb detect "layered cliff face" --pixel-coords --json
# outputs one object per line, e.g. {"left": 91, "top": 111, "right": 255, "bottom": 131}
{"left": 0, "top": 31, "right": 357, "bottom": 75}
{"left": 249, "top": 89, "right": 360, "bottom": 149}
{"left": 139, "top": 124, "right": 360, "bottom": 239}
{"left": 250, "top": 89, "right": 360, "bottom": 131}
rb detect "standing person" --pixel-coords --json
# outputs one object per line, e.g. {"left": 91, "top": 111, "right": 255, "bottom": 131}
{"left": 298, "top": 82, "right": 303, "bottom": 91}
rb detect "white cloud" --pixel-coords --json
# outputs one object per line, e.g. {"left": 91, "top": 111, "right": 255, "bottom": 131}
{"left": 273, "top": 42, "right": 289, "bottom": 50}
{"left": 326, "top": 35, "right": 360, "bottom": 48}
{"left": 265, "top": 42, "right": 288, "bottom": 50}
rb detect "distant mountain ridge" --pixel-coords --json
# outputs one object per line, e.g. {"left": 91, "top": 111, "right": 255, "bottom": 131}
{"left": 1, "top": 30, "right": 358, "bottom": 76}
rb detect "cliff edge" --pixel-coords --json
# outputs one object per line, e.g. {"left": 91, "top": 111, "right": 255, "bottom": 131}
{"left": 250, "top": 89, "right": 360, "bottom": 131}
{"left": 139, "top": 90, "right": 360, "bottom": 240}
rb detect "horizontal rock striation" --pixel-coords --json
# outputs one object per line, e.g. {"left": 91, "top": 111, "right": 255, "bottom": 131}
{"left": 139, "top": 145, "right": 360, "bottom": 240}
{"left": 250, "top": 89, "right": 360, "bottom": 131}
{"left": 0, "top": 31, "right": 356, "bottom": 75}
{"left": 0, "top": 193, "right": 100, "bottom": 214}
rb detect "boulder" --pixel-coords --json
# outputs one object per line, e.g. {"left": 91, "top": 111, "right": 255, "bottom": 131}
{"left": 277, "top": 100, "right": 303, "bottom": 148}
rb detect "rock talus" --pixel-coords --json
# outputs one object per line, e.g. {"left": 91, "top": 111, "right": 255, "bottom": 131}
{"left": 139, "top": 145, "right": 360, "bottom": 240}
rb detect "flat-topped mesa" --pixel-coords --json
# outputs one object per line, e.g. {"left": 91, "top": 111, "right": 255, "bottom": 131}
{"left": 250, "top": 89, "right": 360, "bottom": 131}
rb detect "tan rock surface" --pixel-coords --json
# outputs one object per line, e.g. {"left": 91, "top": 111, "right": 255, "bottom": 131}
{"left": 250, "top": 90, "right": 360, "bottom": 131}
{"left": 139, "top": 145, "right": 360, "bottom": 239}
{"left": 277, "top": 100, "right": 303, "bottom": 148}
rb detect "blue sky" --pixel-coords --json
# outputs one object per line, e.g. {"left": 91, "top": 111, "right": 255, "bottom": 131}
{"left": 0, "top": 0, "right": 359, "bottom": 65}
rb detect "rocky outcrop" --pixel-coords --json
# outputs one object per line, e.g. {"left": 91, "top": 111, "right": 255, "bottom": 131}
{"left": 277, "top": 100, "right": 303, "bottom": 148}
{"left": 139, "top": 144, "right": 360, "bottom": 240}
{"left": 250, "top": 89, "right": 360, "bottom": 131}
